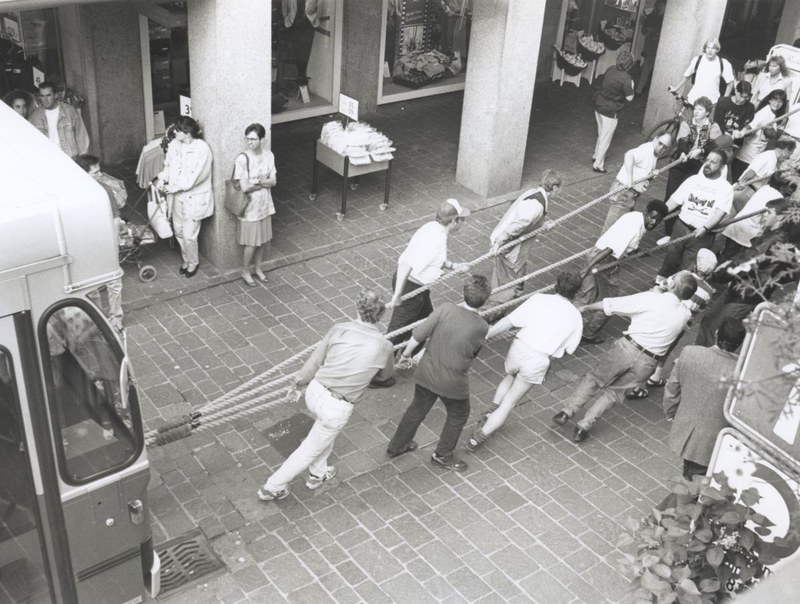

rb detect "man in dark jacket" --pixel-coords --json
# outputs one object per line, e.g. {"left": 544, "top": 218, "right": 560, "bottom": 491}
{"left": 664, "top": 317, "right": 746, "bottom": 480}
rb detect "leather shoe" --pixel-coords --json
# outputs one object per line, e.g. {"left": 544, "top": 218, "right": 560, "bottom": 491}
{"left": 592, "top": 166, "right": 608, "bottom": 174}
{"left": 573, "top": 426, "right": 589, "bottom": 443}
{"left": 387, "top": 441, "right": 418, "bottom": 459}
{"left": 368, "top": 376, "right": 396, "bottom": 389}
{"left": 553, "top": 411, "right": 570, "bottom": 426}
{"left": 185, "top": 266, "right": 199, "bottom": 278}
{"left": 179, "top": 266, "right": 187, "bottom": 275}
{"left": 431, "top": 453, "right": 468, "bottom": 472}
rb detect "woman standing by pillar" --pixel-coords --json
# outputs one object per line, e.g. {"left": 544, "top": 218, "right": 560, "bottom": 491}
{"left": 592, "top": 51, "right": 635, "bottom": 174}
{"left": 235, "top": 123, "right": 276, "bottom": 286}
{"left": 158, "top": 116, "right": 214, "bottom": 278}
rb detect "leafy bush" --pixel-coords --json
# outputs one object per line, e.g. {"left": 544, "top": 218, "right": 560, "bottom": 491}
{"left": 618, "top": 473, "right": 780, "bottom": 603}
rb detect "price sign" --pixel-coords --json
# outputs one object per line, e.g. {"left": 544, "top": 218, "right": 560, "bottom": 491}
{"left": 338, "top": 93, "right": 358, "bottom": 122}
{"left": 32, "top": 66, "right": 45, "bottom": 88}
{"left": 179, "top": 95, "right": 192, "bottom": 117}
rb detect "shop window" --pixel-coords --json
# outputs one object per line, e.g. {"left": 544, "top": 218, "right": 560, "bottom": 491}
{"left": 0, "top": 8, "right": 65, "bottom": 108}
{"left": 40, "top": 303, "right": 141, "bottom": 484}
{"left": 380, "top": 0, "right": 473, "bottom": 103}
{"left": 720, "top": 0, "right": 786, "bottom": 64}
{"left": 271, "top": 0, "right": 343, "bottom": 122}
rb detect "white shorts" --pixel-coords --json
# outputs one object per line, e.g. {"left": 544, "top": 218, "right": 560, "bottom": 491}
{"left": 504, "top": 339, "right": 551, "bottom": 385}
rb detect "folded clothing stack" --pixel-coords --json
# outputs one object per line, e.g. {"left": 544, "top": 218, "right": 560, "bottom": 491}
{"left": 321, "top": 120, "right": 395, "bottom": 164}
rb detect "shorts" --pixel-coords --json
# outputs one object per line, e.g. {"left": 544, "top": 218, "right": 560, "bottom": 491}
{"left": 504, "top": 339, "right": 550, "bottom": 385}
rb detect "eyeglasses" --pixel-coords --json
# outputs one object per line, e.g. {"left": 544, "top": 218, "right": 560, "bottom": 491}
{"left": 245, "top": 137, "right": 260, "bottom": 142}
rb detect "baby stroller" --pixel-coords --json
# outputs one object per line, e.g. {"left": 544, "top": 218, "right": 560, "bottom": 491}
{"left": 117, "top": 184, "right": 172, "bottom": 282}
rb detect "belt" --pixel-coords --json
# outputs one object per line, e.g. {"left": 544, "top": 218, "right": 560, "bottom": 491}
{"left": 624, "top": 334, "right": 664, "bottom": 361}
{"left": 678, "top": 218, "right": 697, "bottom": 231}
{"left": 323, "top": 385, "right": 352, "bottom": 405}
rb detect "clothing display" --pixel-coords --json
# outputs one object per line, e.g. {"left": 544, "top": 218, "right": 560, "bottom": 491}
{"left": 392, "top": 50, "right": 462, "bottom": 90}
{"left": 320, "top": 120, "right": 394, "bottom": 164}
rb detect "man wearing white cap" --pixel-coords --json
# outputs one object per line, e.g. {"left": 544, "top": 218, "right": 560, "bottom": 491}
{"left": 488, "top": 170, "right": 562, "bottom": 306}
{"left": 372, "top": 199, "right": 471, "bottom": 387}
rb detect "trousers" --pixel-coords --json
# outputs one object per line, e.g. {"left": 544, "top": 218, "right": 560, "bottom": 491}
{"left": 172, "top": 195, "right": 202, "bottom": 268}
{"left": 266, "top": 380, "right": 353, "bottom": 491}
{"left": 386, "top": 272, "right": 433, "bottom": 344}
{"left": 601, "top": 184, "right": 640, "bottom": 233}
{"left": 388, "top": 384, "right": 469, "bottom": 458}
{"left": 562, "top": 337, "right": 658, "bottom": 430}
{"left": 657, "top": 219, "right": 715, "bottom": 277}
{"left": 593, "top": 112, "right": 618, "bottom": 171}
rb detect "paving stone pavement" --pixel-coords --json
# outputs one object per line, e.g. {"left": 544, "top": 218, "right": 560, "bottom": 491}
{"left": 121, "top": 82, "right": 696, "bottom": 602}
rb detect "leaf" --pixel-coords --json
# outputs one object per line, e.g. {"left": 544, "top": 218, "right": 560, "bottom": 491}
{"left": 617, "top": 533, "right": 635, "bottom": 548}
{"left": 740, "top": 564, "right": 756, "bottom": 582}
{"left": 678, "top": 578, "right": 701, "bottom": 595}
{"left": 694, "top": 527, "right": 713, "bottom": 543}
{"left": 687, "top": 539, "right": 707, "bottom": 552}
{"left": 672, "top": 564, "right": 692, "bottom": 581}
{"left": 626, "top": 517, "right": 641, "bottom": 531}
{"left": 719, "top": 511, "right": 742, "bottom": 525}
{"left": 642, "top": 570, "right": 670, "bottom": 593}
{"left": 706, "top": 547, "right": 724, "bottom": 567}
{"left": 739, "top": 487, "right": 761, "bottom": 507}
{"left": 754, "top": 526, "right": 772, "bottom": 536}
{"left": 739, "top": 529, "right": 755, "bottom": 551}
{"left": 659, "top": 592, "right": 678, "bottom": 604}
{"left": 751, "top": 512, "right": 775, "bottom": 528}
{"left": 699, "top": 578, "right": 720, "bottom": 593}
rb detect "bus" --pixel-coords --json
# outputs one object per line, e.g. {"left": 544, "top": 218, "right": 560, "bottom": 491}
{"left": 0, "top": 102, "right": 159, "bottom": 603}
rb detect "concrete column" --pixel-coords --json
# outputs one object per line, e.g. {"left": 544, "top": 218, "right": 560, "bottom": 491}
{"left": 643, "top": 0, "right": 728, "bottom": 134}
{"left": 187, "top": 0, "right": 272, "bottom": 270}
{"left": 775, "top": 0, "right": 800, "bottom": 47}
{"left": 456, "top": 0, "right": 546, "bottom": 198}
{"left": 341, "top": 0, "right": 381, "bottom": 114}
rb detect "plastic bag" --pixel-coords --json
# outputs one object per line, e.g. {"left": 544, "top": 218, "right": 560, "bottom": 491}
{"left": 147, "top": 186, "right": 173, "bottom": 238}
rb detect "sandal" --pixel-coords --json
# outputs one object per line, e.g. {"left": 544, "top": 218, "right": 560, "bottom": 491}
{"left": 625, "top": 386, "right": 649, "bottom": 400}
{"left": 646, "top": 377, "right": 667, "bottom": 388}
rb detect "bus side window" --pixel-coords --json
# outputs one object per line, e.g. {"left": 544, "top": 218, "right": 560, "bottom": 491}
{"left": 42, "top": 305, "right": 138, "bottom": 483}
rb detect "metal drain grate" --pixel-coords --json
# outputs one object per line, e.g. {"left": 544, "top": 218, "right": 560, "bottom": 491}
{"left": 156, "top": 528, "right": 225, "bottom": 599}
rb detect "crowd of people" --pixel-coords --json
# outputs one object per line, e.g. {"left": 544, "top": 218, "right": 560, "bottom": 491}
{"left": 5, "top": 41, "right": 798, "bottom": 499}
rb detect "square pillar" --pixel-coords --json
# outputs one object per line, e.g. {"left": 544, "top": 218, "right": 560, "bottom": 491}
{"left": 456, "top": 0, "right": 546, "bottom": 198}
{"left": 776, "top": 0, "right": 800, "bottom": 46}
{"left": 643, "top": 0, "right": 728, "bottom": 134}
{"left": 188, "top": 0, "right": 272, "bottom": 270}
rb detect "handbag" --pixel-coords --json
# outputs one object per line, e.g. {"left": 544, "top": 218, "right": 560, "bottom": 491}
{"left": 224, "top": 153, "right": 251, "bottom": 216}
{"left": 147, "top": 185, "right": 173, "bottom": 238}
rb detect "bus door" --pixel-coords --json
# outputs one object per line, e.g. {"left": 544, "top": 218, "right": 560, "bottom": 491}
{"left": 38, "top": 301, "right": 155, "bottom": 604}
{"left": 0, "top": 313, "right": 66, "bottom": 604}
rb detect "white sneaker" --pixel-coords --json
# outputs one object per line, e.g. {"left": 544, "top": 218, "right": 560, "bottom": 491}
{"left": 306, "top": 466, "right": 336, "bottom": 490}
{"left": 656, "top": 236, "right": 671, "bottom": 246}
{"left": 257, "top": 485, "right": 291, "bottom": 501}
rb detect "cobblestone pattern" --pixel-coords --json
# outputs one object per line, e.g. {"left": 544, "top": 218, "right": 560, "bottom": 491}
{"left": 123, "top": 82, "right": 688, "bottom": 602}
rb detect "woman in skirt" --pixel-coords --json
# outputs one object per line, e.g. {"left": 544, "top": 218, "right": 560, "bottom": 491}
{"left": 235, "top": 123, "right": 277, "bottom": 286}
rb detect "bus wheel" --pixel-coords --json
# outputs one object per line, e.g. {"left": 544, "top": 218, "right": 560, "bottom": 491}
{"left": 139, "top": 265, "right": 157, "bottom": 282}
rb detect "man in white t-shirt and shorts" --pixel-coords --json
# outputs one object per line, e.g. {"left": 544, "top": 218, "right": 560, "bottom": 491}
{"left": 465, "top": 272, "right": 584, "bottom": 452}
{"left": 657, "top": 149, "right": 733, "bottom": 278}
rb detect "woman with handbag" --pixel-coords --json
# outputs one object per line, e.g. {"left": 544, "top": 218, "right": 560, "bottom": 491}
{"left": 157, "top": 116, "right": 214, "bottom": 278}
{"left": 234, "top": 123, "right": 276, "bottom": 286}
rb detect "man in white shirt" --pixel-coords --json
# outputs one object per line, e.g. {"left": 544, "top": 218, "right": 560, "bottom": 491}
{"left": 601, "top": 134, "right": 671, "bottom": 233}
{"left": 488, "top": 170, "right": 562, "bottom": 305}
{"left": 731, "top": 138, "right": 795, "bottom": 211}
{"left": 657, "top": 149, "right": 733, "bottom": 278}
{"left": 465, "top": 272, "right": 583, "bottom": 452}
{"left": 579, "top": 200, "right": 669, "bottom": 342}
{"left": 669, "top": 38, "right": 734, "bottom": 105}
{"left": 373, "top": 199, "right": 470, "bottom": 387}
{"left": 553, "top": 271, "right": 696, "bottom": 442}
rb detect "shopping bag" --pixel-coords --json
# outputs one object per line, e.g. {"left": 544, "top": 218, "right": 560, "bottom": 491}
{"left": 224, "top": 153, "right": 250, "bottom": 216}
{"left": 147, "top": 185, "right": 173, "bottom": 238}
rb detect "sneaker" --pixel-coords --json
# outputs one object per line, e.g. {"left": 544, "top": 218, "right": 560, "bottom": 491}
{"left": 257, "top": 485, "right": 291, "bottom": 501}
{"left": 306, "top": 466, "right": 336, "bottom": 490}
{"left": 465, "top": 435, "right": 483, "bottom": 453}
{"left": 656, "top": 235, "right": 671, "bottom": 246}
{"left": 430, "top": 453, "right": 468, "bottom": 472}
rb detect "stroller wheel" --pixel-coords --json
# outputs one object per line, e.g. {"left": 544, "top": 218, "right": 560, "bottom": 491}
{"left": 139, "top": 265, "right": 157, "bottom": 282}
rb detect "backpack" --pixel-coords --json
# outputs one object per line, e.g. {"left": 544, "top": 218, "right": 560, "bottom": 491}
{"left": 691, "top": 55, "right": 728, "bottom": 97}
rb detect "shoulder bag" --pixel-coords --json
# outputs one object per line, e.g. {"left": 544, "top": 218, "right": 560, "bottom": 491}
{"left": 224, "top": 153, "right": 251, "bottom": 216}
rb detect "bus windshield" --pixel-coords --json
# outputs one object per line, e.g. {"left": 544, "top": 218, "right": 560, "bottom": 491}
{"left": 41, "top": 304, "right": 141, "bottom": 483}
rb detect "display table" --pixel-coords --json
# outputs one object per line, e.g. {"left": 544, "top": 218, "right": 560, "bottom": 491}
{"left": 311, "top": 139, "right": 393, "bottom": 220}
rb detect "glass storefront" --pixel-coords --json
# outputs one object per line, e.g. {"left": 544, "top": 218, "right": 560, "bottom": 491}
{"left": 271, "top": 0, "right": 343, "bottom": 123}
{"left": 379, "top": 0, "right": 473, "bottom": 104}
{"left": 1, "top": 8, "right": 65, "bottom": 113}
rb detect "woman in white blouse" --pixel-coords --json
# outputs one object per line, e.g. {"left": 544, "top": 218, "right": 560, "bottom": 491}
{"left": 750, "top": 55, "right": 793, "bottom": 108}
{"left": 234, "top": 123, "right": 277, "bottom": 287}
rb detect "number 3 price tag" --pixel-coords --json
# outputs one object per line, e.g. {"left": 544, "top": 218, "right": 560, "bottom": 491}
{"left": 179, "top": 95, "right": 192, "bottom": 117}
